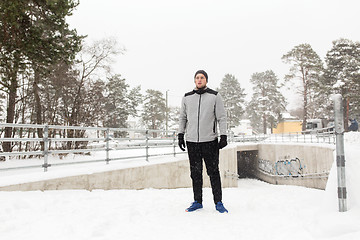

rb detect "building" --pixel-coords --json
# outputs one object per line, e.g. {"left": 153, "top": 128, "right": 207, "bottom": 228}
{"left": 272, "top": 113, "right": 302, "bottom": 134}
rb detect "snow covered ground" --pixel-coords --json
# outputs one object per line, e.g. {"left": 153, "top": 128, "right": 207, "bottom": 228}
{"left": 0, "top": 132, "right": 360, "bottom": 240}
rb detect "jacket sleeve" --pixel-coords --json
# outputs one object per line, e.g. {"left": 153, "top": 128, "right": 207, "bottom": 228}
{"left": 215, "top": 93, "right": 227, "bottom": 136}
{"left": 178, "top": 96, "right": 187, "bottom": 134}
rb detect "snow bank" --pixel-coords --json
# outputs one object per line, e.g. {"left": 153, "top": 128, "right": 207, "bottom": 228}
{"left": 306, "top": 132, "right": 360, "bottom": 239}
{"left": 0, "top": 133, "right": 360, "bottom": 240}
{"left": 324, "top": 132, "right": 360, "bottom": 211}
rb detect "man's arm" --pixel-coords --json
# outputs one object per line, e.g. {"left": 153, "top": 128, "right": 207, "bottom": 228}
{"left": 215, "top": 93, "right": 227, "bottom": 135}
{"left": 178, "top": 96, "right": 187, "bottom": 151}
{"left": 178, "top": 96, "right": 187, "bottom": 134}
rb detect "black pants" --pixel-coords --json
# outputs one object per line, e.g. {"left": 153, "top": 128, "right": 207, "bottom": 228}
{"left": 186, "top": 139, "right": 222, "bottom": 204}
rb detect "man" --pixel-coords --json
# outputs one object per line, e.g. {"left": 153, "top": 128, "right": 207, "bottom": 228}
{"left": 178, "top": 70, "right": 228, "bottom": 213}
{"left": 349, "top": 118, "right": 358, "bottom": 131}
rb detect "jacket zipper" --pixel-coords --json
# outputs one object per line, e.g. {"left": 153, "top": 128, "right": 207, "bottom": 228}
{"left": 197, "top": 94, "right": 201, "bottom": 142}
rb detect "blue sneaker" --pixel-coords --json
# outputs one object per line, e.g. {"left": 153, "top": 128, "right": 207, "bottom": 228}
{"left": 215, "top": 202, "right": 228, "bottom": 213}
{"left": 185, "top": 201, "right": 203, "bottom": 212}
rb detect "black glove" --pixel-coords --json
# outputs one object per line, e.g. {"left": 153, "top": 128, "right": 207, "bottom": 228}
{"left": 178, "top": 133, "right": 186, "bottom": 151}
{"left": 218, "top": 135, "right": 227, "bottom": 149}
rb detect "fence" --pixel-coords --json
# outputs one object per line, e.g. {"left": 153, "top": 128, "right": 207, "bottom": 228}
{"left": 0, "top": 123, "right": 180, "bottom": 172}
{"left": 231, "top": 127, "right": 335, "bottom": 144}
{"left": 1, "top": 123, "right": 335, "bottom": 173}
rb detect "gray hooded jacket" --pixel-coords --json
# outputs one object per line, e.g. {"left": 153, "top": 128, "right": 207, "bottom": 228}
{"left": 178, "top": 88, "right": 227, "bottom": 143}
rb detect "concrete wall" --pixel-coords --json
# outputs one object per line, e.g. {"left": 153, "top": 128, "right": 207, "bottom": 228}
{"left": 0, "top": 146, "right": 238, "bottom": 191}
{"left": 0, "top": 143, "right": 334, "bottom": 191}
{"left": 252, "top": 143, "right": 334, "bottom": 189}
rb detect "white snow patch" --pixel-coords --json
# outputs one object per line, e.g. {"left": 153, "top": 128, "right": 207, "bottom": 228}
{"left": 0, "top": 132, "right": 359, "bottom": 239}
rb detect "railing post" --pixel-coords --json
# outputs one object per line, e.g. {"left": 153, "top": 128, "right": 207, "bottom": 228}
{"left": 173, "top": 131, "right": 176, "bottom": 157}
{"left": 297, "top": 132, "right": 299, "bottom": 142}
{"left": 105, "top": 128, "right": 110, "bottom": 164}
{"left": 317, "top": 130, "right": 319, "bottom": 143}
{"left": 333, "top": 94, "right": 347, "bottom": 212}
{"left": 43, "top": 125, "right": 50, "bottom": 172}
{"left": 304, "top": 130, "right": 306, "bottom": 143}
{"left": 230, "top": 131, "right": 234, "bottom": 143}
{"left": 145, "top": 130, "right": 149, "bottom": 162}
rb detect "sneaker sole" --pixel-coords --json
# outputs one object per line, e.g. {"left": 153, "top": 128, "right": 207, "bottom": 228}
{"left": 185, "top": 207, "right": 203, "bottom": 212}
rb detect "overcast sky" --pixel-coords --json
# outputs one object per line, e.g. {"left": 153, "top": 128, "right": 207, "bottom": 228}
{"left": 67, "top": 0, "right": 360, "bottom": 109}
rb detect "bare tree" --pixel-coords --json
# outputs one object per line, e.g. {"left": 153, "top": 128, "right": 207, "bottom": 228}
{"left": 67, "top": 38, "right": 125, "bottom": 126}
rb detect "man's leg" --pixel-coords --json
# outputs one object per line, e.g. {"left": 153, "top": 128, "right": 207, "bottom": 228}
{"left": 186, "top": 141, "right": 203, "bottom": 204}
{"left": 202, "top": 140, "right": 222, "bottom": 204}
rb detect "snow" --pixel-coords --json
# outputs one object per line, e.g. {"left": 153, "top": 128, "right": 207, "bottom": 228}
{"left": 333, "top": 79, "right": 346, "bottom": 88}
{"left": 1, "top": 132, "right": 360, "bottom": 240}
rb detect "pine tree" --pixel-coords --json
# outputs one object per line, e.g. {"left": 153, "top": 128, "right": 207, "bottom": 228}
{"left": 0, "top": 91, "right": 5, "bottom": 121}
{"left": 141, "top": 89, "right": 166, "bottom": 137}
{"left": 247, "top": 70, "right": 286, "bottom": 134}
{"left": 0, "top": 0, "right": 82, "bottom": 152}
{"left": 217, "top": 74, "right": 246, "bottom": 128}
{"left": 43, "top": 62, "right": 78, "bottom": 126}
{"left": 104, "top": 75, "right": 131, "bottom": 129}
{"left": 81, "top": 79, "right": 106, "bottom": 126}
{"left": 168, "top": 106, "right": 180, "bottom": 131}
{"left": 127, "top": 85, "right": 143, "bottom": 118}
{"left": 102, "top": 75, "right": 142, "bottom": 137}
{"left": 282, "top": 43, "right": 323, "bottom": 131}
{"left": 310, "top": 75, "right": 333, "bottom": 120}
{"left": 323, "top": 38, "right": 360, "bottom": 129}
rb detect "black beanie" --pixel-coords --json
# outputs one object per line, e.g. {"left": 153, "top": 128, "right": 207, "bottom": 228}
{"left": 194, "top": 70, "right": 208, "bottom": 82}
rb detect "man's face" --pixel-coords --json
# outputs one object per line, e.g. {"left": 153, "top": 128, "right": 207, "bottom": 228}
{"left": 195, "top": 73, "right": 207, "bottom": 89}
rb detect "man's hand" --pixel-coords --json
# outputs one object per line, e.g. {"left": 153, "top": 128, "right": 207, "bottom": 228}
{"left": 178, "top": 133, "right": 186, "bottom": 151}
{"left": 218, "top": 135, "right": 227, "bottom": 149}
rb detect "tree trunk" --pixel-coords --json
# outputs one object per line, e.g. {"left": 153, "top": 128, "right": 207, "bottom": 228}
{"left": 302, "top": 72, "right": 308, "bottom": 132}
{"left": 2, "top": 69, "right": 18, "bottom": 152}
{"left": 33, "top": 68, "right": 44, "bottom": 150}
{"left": 263, "top": 114, "right": 267, "bottom": 134}
{"left": 343, "top": 98, "right": 349, "bottom": 132}
{"left": 302, "top": 104, "right": 307, "bottom": 131}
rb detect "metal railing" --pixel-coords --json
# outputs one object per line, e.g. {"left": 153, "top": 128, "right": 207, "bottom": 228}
{"left": 231, "top": 127, "right": 335, "bottom": 145}
{"left": 0, "top": 123, "right": 182, "bottom": 172}
{"left": 1, "top": 123, "right": 335, "bottom": 173}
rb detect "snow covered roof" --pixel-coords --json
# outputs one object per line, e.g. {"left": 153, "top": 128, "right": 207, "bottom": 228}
{"left": 281, "top": 112, "right": 298, "bottom": 120}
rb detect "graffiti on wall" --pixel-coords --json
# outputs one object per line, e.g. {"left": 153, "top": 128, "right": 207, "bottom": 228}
{"left": 258, "top": 159, "right": 274, "bottom": 174}
{"left": 275, "top": 157, "right": 303, "bottom": 176}
{"left": 258, "top": 157, "right": 305, "bottom": 177}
